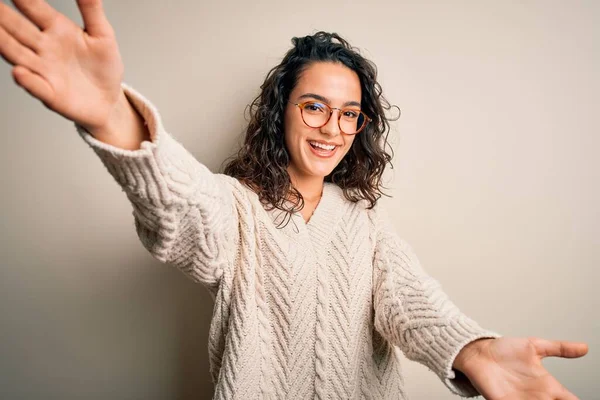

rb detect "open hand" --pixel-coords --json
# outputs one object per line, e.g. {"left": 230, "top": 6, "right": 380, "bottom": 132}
{"left": 0, "top": 0, "right": 123, "bottom": 131}
{"left": 461, "top": 336, "right": 589, "bottom": 399}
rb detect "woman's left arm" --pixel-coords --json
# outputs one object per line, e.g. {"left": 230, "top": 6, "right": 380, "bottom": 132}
{"left": 369, "top": 204, "right": 588, "bottom": 399}
{"left": 369, "top": 204, "right": 499, "bottom": 397}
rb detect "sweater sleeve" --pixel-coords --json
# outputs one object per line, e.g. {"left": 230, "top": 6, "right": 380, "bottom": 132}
{"left": 75, "top": 83, "right": 239, "bottom": 288}
{"left": 369, "top": 204, "right": 502, "bottom": 398}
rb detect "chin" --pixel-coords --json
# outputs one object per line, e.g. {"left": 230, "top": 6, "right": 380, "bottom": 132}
{"left": 311, "top": 162, "right": 341, "bottom": 177}
{"left": 302, "top": 158, "right": 340, "bottom": 177}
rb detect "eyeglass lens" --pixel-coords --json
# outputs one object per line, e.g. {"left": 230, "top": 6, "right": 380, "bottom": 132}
{"left": 301, "top": 102, "right": 366, "bottom": 134}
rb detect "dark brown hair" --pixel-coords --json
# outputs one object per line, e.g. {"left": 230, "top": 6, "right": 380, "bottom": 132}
{"left": 222, "top": 31, "right": 399, "bottom": 228}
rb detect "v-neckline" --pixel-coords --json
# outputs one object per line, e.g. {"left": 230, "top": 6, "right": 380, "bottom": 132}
{"left": 292, "top": 182, "right": 330, "bottom": 227}
{"left": 257, "top": 181, "right": 347, "bottom": 245}
{"left": 296, "top": 188, "right": 324, "bottom": 225}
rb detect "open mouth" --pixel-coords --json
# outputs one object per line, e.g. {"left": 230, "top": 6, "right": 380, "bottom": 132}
{"left": 308, "top": 140, "right": 338, "bottom": 157}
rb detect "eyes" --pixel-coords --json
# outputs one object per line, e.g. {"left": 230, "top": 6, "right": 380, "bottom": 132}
{"left": 304, "top": 101, "right": 360, "bottom": 119}
{"left": 293, "top": 100, "right": 370, "bottom": 134}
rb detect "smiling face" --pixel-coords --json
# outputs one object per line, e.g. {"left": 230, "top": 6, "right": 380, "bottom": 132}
{"left": 284, "top": 62, "right": 362, "bottom": 186}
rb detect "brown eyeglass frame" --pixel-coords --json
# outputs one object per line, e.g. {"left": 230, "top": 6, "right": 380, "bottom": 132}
{"left": 290, "top": 101, "right": 372, "bottom": 135}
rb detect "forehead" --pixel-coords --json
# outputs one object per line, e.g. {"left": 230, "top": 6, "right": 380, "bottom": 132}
{"left": 293, "top": 62, "right": 361, "bottom": 102}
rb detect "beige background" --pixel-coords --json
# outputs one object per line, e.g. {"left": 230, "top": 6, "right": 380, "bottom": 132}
{"left": 1, "top": 0, "right": 598, "bottom": 399}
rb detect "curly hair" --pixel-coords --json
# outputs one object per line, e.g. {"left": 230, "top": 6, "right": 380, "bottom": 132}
{"left": 222, "top": 31, "right": 399, "bottom": 228}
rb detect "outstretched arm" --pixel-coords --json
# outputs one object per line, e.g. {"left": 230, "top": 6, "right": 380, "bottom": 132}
{"left": 0, "top": 0, "right": 241, "bottom": 288}
{"left": 369, "top": 204, "right": 589, "bottom": 399}
{"left": 76, "top": 84, "right": 241, "bottom": 288}
{"left": 369, "top": 204, "right": 502, "bottom": 397}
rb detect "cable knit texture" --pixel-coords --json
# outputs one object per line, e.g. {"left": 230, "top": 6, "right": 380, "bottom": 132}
{"left": 76, "top": 83, "right": 502, "bottom": 399}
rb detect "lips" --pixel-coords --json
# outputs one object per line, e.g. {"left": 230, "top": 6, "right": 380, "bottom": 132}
{"left": 307, "top": 140, "right": 338, "bottom": 158}
{"left": 307, "top": 140, "right": 339, "bottom": 149}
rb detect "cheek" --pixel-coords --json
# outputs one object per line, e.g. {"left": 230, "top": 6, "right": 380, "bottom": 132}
{"left": 343, "top": 138, "right": 356, "bottom": 156}
{"left": 284, "top": 110, "right": 299, "bottom": 142}
{"left": 284, "top": 118, "right": 311, "bottom": 151}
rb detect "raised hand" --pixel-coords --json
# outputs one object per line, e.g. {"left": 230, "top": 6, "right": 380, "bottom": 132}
{"left": 0, "top": 0, "right": 124, "bottom": 133}
{"left": 459, "top": 336, "right": 589, "bottom": 399}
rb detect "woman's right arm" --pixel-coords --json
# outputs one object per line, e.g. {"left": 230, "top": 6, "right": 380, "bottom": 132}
{"left": 77, "top": 84, "right": 240, "bottom": 288}
{"left": 1, "top": 0, "right": 239, "bottom": 287}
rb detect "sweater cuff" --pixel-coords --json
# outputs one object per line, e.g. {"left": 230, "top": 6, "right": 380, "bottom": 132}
{"left": 74, "top": 83, "right": 189, "bottom": 206}
{"left": 408, "top": 317, "right": 502, "bottom": 397}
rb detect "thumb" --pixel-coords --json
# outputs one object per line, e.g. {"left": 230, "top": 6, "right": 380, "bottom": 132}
{"left": 77, "top": 0, "right": 112, "bottom": 37}
{"left": 531, "top": 337, "right": 589, "bottom": 359}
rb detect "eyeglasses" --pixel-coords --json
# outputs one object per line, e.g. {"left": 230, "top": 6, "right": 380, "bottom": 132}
{"left": 290, "top": 101, "right": 371, "bottom": 135}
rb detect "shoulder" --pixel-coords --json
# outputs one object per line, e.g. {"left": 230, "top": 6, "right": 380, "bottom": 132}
{"left": 326, "top": 183, "right": 391, "bottom": 223}
{"left": 214, "top": 174, "right": 260, "bottom": 204}
{"left": 328, "top": 184, "right": 388, "bottom": 246}
{"left": 212, "top": 174, "right": 271, "bottom": 224}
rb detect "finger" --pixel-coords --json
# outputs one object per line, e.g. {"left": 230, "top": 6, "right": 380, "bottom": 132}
{"left": 0, "top": 2, "right": 43, "bottom": 52}
{"left": 11, "top": 0, "right": 59, "bottom": 30}
{"left": 0, "top": 25, "right": 43, "bottom": 73}
{"left": 76, "top": 0, "right": 112, "bottom": 37}
{"left": 530, "top": 337, "right": 589, "bottom": 359}
{"left": 12, "top": 65, "right": 54, "bottom": 106}
{"left": 556, "top": 384, "right": 579, "bottom": 400}
{"left": 558, "top": 392, "right": 579, "bottom": 400}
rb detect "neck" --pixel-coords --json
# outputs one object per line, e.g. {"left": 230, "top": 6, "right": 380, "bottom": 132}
{"left": 287, "top": 170, "right": 324, "bottom": 202}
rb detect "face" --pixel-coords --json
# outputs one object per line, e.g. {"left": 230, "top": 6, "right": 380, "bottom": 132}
{"left": 283, "top": 62, "right": 362, "bottom": 183}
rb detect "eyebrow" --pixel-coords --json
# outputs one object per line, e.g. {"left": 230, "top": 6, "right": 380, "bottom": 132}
{"left": 297, "top": 93, "right": 361, "bottom": 108}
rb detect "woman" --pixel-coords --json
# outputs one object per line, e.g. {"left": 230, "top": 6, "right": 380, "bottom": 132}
{"left": 0, "top": 0, "right": 588, "bottom": 399}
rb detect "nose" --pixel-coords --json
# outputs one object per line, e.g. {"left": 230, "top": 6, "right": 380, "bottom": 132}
{"left": 320, "top": 109, "right": 342, "bottom": 137}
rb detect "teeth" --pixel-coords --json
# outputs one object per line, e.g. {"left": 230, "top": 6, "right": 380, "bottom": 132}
{"left": 309, "top": 141, "right": 336, "bottom": 151}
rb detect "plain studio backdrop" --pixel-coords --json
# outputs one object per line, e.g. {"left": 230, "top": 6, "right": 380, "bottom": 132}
{"left": 0, "top": 0, "right": 598, "bottom": 399}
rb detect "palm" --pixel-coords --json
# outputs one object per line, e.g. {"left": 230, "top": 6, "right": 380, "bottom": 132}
{"left": 29, "top": 12, "right": 123, "bottom": 127}
{"left": 0, "top": 0, "right": 123, "bottom": 129}
{"left": 464, "top": 337, "right": 587, "bottom": 400}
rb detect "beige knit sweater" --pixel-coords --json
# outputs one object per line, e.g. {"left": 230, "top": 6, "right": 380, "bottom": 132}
{"left": 76, "top": 84, "right": 501, "bottom": 399}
